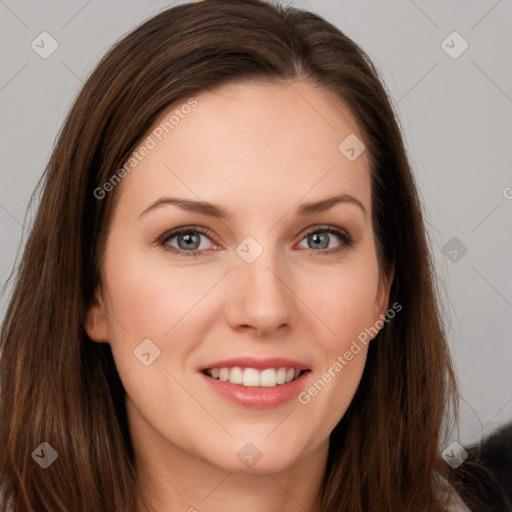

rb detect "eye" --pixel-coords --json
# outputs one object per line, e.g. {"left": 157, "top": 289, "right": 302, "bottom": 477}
{"left": 156, "top": 224, "right": 354, "bottom": 257}
{"left": 297, "top": 225, "right": 354, "bottom": 255}
{"left": 157, "top": 226, "right": 218, "bottom": 257}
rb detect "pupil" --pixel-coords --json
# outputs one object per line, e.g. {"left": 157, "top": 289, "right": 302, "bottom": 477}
{"left": 177, "top": 232, "right": 330, "bottom": 251}
{"left": 311, "top": 233, "right": 328, "bottom": 249}
{"left": 180, "top": 233, "right": 199, "bottom": 250}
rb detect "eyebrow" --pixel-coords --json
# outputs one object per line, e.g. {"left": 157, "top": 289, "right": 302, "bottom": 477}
{"left": 138, "top": 193, "right": 367, "bottom": 219}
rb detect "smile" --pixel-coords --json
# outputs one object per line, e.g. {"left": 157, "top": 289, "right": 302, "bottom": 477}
{"left": 203, "top": 367, "right": 305, "bottom": 387}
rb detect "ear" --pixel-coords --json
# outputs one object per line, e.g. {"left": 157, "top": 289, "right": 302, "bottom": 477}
{"left": 83, "top": 289, "right": 110, "bottom": 343}
{"left": 374, "top": 259, "right": 395, "bottom": 319}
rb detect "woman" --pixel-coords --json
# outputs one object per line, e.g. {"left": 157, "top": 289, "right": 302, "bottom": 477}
{"left": 0, "top": 0, "right": 477, "bottom": 510}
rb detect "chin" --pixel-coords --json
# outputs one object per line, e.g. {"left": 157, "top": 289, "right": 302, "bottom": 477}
{"left": 222, "top": 453, "right": 299, "bottom": 476}
{"left": 197, "top": 437, "right": 307, "bottom": 475}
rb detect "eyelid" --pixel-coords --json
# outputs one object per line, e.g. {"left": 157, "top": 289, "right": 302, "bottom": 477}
{"left": 301, "top": 223, "right": 352, "bottom": 240}
{"left": 155, "top": 225, "right": 219, "bottom": 253}
{"left": 156, "top": 223, "right": 354, "bottom": 256}
{"left": 298, "top": 224, "right": 354, "bottom": 254}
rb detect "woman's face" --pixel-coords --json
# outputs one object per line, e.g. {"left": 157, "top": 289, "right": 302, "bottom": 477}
{"left": 85, "top": 80, "right": 393, "bottom": 475}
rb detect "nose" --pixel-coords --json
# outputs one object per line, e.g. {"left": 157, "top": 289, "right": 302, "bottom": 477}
{"left": 223, "top": 246, "right": 298, "bottom": 338}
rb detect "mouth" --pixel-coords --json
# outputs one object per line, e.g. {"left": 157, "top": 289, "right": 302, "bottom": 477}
{"left": 202, "top": 366, "right": 309, "bottom": 388}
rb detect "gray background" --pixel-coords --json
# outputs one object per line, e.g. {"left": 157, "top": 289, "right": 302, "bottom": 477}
{"left": 1, "top": 0, "right": 511, "bottom": 447}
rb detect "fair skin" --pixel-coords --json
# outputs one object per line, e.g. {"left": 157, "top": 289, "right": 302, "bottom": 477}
{"left": 85, "top": 80, "right": 393, "bottom": 512}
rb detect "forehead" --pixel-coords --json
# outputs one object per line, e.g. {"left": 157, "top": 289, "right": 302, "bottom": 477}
{"left": 113, "top": 80, "right": 371, "bottom": 220}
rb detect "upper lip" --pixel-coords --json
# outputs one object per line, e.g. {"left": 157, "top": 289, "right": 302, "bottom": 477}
{"left": 200, "top": 357, "right": 310, "bottom": 372}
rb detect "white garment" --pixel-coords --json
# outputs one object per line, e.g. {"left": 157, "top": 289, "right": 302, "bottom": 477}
{"left": 442, "top": 484, "right": 472, "bottom": 512}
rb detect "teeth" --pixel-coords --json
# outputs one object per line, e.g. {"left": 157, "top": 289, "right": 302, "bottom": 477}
{"left": 230, "top": 366, "right": 243, "bottom": 385}
{"left": 204, "top": 366, "right": 304, "bottom": 387}
{"left": 259, "top": 368, "right": 276, "bottom": 387}
{"left": 243, "top": 368, "right": 260, "bottom": 386}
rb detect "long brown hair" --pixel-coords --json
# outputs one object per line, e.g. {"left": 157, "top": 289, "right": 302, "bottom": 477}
{"left": 1, "top": 1, "right": 462, "bottom": 510}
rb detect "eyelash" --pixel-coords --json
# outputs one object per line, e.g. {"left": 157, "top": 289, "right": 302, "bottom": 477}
{"left": 156, "top": 225, "right": 354, "bottom": 258}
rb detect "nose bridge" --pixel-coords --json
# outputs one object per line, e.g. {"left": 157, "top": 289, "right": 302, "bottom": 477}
{"left": 226, "top": 234, "right": 296, "bottom": 334}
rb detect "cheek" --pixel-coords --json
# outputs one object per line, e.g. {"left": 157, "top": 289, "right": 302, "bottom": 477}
{"left": 100, "top": 259, "right": 210, "bottom": 431}
{"left": 103, "top": 244, "right": 200, "bottom": 340}
{"left": 298, "top": 266, "right": 377, "bottom": 437}
{"left": 314, "top": 259, "right": 381, "bottom": 348}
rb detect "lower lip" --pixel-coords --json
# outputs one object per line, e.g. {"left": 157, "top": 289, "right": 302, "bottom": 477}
{"left": 199, "top": 371, "right": 311, "bottom": 409}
